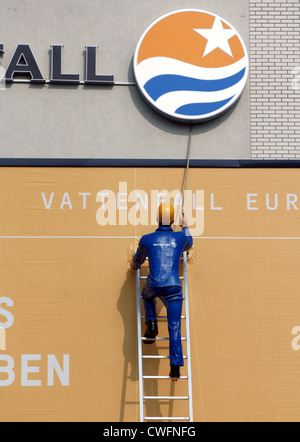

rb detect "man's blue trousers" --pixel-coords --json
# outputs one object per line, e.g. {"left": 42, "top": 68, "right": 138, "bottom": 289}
{"left": 142, "top": 283, "right": 184, "bottom": 366}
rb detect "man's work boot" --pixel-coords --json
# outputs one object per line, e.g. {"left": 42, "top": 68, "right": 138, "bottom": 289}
{"left": 143, "top": 320, "right": 158, "bottom": 344}
{"left": 169, "top": 365, "right": 181, "bottom": 381}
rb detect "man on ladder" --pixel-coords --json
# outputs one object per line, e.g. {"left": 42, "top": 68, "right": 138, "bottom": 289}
{"left": 130, "top": 203, "right": 193, "bottom": 381}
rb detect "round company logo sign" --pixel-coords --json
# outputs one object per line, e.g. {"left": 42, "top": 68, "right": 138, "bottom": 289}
{"left": 133, "top": 9, "right": 249, "bottom": 123}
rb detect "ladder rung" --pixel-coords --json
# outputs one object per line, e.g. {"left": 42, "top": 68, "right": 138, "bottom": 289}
{"left": 141, "top": 337, "right": 187, "bottom": 341}
{"left": 143, "top": 396, "right": 189, "bottom": 400}
{"left": 141, "top": 315, "right": 186, "bottom": 319}
{"left": 140, "top": 276, "right": 147, "bottom": 279}
{"left": 142, "top": 355, "right": 187, "bottom": 359}
{"left": 140, "top": 296, "right": 185, "bottom": 300}
{"left": 140, "top": 276, "right": 184, "bottom": 280}
{"left": 144, "top": 418, "right": 190, "bottom": 421}
{"left": 143, "top": 376, "right": 188, "bottom": 379}
{"left": 145, "top": 257, "right": 184, "bottom": 261}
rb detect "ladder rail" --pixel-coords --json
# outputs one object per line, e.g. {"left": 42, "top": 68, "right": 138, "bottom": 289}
{"left": 183, "top": 251, "right": 194, "bottom": 422}
{"left": 136, "top": 267, "right": 144, "bottom": 422}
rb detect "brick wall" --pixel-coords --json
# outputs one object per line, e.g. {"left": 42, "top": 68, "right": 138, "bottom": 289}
{"left": 250, "top": 0, "right": 300, "bottom": 158}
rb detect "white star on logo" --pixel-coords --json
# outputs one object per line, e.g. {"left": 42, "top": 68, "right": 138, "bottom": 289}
{"left": 194, "top": 17, "right": 236, "bottom": 58}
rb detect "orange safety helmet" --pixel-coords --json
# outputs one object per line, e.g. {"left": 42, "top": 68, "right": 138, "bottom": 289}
{"left": 158, "top": 203, "right": 175, "bottom": 225}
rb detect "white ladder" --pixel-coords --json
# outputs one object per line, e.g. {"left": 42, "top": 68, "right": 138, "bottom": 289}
{"left": 136, "top": 251, "right": 193, "bottom": 422}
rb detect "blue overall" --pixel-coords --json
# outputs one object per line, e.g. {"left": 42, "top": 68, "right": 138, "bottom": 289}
{"left": 132, "top": 226, "right": 193, "bottom": 366}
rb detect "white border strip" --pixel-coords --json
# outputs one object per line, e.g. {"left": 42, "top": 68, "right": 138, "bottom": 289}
{"left": 195, "top": 237, "right": 300, "bottom": 240}
{"left": 0, "top": 236, "right": 137, "bottom": 239}
{"left": 0, "top": 236, "right": 300, "bottom": 240}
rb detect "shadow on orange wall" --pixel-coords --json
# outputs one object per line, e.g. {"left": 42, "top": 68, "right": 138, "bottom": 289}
{"left": 118, "top": 268, "right": 171, "bottom": 421}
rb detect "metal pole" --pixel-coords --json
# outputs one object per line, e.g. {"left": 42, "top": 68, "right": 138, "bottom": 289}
{"left": 182, "top": 126, "right": 193, "bottom": 213}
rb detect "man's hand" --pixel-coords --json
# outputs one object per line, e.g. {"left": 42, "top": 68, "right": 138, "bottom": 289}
{"left": 180, "top": 214, "right": 188, "bottom": 229}
{"left": 130, "top": 260, "right": 137, "bottom": 270}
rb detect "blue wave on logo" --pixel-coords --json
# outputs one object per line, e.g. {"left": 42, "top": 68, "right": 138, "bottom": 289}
{"left": 175, "top": 97, "right": 234, "bottom": 116}
{"left": 144, "top": 68, "right": 246, "bottom": 101}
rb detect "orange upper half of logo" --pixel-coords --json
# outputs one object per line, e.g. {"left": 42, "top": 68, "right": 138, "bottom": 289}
{"left": 137, "top": 11, "right": 245, "bottom": 68}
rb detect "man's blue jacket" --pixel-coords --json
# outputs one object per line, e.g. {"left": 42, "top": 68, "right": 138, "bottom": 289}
{"left": 132, "top": 226, "right": 193, "bottom": 287}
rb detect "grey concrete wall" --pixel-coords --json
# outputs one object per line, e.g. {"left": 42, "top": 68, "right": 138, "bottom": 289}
{"left": 250, "top": 0, "right": 300, "bottom": 159}
{"left": 0, "top": 0, "right": 250, "bottom": 159}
